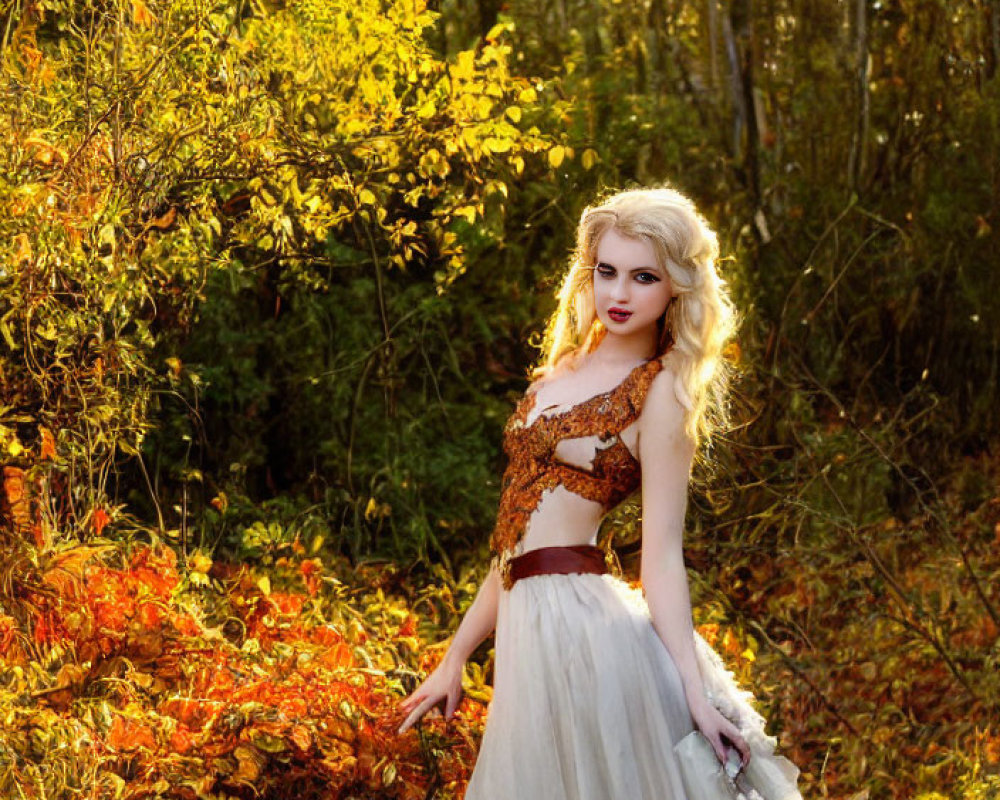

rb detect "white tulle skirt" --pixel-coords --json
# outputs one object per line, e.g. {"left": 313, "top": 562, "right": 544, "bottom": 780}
{"left": 464, "top": 570, "right": 802, "bottom": 800}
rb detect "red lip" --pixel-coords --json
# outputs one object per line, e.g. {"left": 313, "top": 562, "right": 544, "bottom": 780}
{"left": 608, "top": 308, "right": 632, "bottom": 321}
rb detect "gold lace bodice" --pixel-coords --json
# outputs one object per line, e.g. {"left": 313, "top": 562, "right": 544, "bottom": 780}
{"left": 490, "top": 356, "right": 666, "bottom": 585}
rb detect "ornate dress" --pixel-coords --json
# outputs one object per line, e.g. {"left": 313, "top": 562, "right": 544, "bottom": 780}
{"left": 464, "top": 357, "right": 803, "bottom": 800}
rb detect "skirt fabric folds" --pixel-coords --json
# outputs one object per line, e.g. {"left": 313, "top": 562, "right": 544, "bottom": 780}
{"left": 464, "top": 570, "right": 802, "bottom": 800}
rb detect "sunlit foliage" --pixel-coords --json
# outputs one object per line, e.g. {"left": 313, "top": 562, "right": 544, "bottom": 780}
{"left": 2, "top": 0, "right": 999, "bottom": 797}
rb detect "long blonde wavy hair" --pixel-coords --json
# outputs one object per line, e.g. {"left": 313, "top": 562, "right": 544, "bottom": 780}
{"left": 530, "top": 185, "right": 740, "bottom": 458}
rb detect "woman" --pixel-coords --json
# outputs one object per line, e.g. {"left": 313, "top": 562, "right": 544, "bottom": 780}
{"left": 398, "top": 187, "right": 803, "bottom": 800}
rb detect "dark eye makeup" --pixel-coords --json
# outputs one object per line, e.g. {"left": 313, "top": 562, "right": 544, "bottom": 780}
{"left": 595, "top": 262, "right": 661, "bottom": 283}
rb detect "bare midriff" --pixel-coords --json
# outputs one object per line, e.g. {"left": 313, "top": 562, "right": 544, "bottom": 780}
{"left": 488, "top": 355, "right": 663, "bottom": 588}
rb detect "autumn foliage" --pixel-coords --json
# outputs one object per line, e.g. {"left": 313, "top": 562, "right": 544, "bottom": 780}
{"left": 0, "top": 536, "right": 493, "bottom": 798}
{"left": 2, "top": 462, "right": 1000, "bottom": 797}
{"left": 2, "top": 0, "right": 1000, "bottom": 798}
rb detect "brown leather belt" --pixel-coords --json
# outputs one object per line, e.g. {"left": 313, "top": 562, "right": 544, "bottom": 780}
{"left": 507, "top": 544, "right": 608, "bottom": 586}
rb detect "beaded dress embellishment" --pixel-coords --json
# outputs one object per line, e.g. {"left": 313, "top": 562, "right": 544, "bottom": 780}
{"left": 490, "top": 357, "right": 665, "bottom": 588}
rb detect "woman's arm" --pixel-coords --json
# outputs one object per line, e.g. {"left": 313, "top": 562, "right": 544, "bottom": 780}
{"left": 637, "top": 368, "right": 749, "bottom": 766}
{"left": 441, "top": 562, "right": 501, "bottom": 667}
{"left": 397, "top": 562, "right": 501, "bottom": 733}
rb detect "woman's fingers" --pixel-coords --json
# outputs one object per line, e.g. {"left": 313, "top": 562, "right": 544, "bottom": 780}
{"left": 398, "top": 688, "right": 462, "bottom": 733}
{"left": 397, "top": 693, "right": 416, "bottom": 711}
{"left": 396, "top": 669, "right": 464, "bottom": 733}
{"left": 398, "top": 693, "right": 440, "bottom": 734}
{"left": 729, "top": 728, "right": 750, "bottom": 767}
{"left": 720, "top": 725, "right": 751, "bottom": 768}
{"left": 444, "top": 685, "right": 463, "bottom": 720}
{"left": 399, "top": 688, "right": 427, "bottom": 711}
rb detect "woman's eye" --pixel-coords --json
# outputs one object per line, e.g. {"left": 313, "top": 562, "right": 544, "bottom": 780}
{"left": 596, "top": 264, "right": 658, "bottom": 282}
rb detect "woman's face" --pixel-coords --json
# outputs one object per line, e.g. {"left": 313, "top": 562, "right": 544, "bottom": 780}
{"left": 592, "top": 227, "right": 673, "bottom": 338}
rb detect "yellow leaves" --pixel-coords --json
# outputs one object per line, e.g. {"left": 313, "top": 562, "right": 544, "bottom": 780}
{"left": 364, "top": 497, "right": 391, "bottom": 521}
{"left": 518, "top": 86, "right": 538, "bottom": 104}
{"left": 358, "top": 189, "right": 377, "bottom": 206}
{"left": 484, "top": 180, "right": 508, "bottom": 198}
{"left": 342, "top": 118, "right": 368, "bottom": 136}
{"left": 460, "top": 127, "right": 479, "bottom": 150}
{"left": 547, "top": 144, "right": 576, "bottom": 169}
{"left": 130, "top": 0, "right": 156, "bottom": 26}
{"left": 24, "top": 135, "right": 67, "bottom": 167}
{"left": 358, "top": 74, "right": 381, "bottom": 105}
{"left": 189, "top": 551, "right": 213, "bottom": 574}
{"left": 483, "top": 137, "right": 512, "bottom": 154}
{"left": 12, "top": 233, "right": 32, "bottom": 264}
{"left": 0, "top": 320, "right": 15, "bottom": 351}
{"left": 189, "top": 550, "right": 213, "bottom": 586}
{"left": 474, "top": 96, "right": 494, "bottom": 119}
{"left": 505, "top": 105, "right": 522, "bottom": 123}
{"left": 581, "top": 148, "right": 600, "bottom": 170}
{"left": 281, "top": 170, "right": 306, "bottom": 208}
{"left": 451, "top": 50, "right": 476, "bottom": 82}
{"left": 454, "top": 206, "right": 477, "bottom": 224}
{"left": 418, "top": 148, "right": 449, "bottom": 178}
{"left": 257, "top": 575, "right": 272, "bottom": 596}
{"left": 35, "top": 320, "right": 58, "bottom": 340}
{"left": 485, "top": 21, "right": 515, "bottom": 42}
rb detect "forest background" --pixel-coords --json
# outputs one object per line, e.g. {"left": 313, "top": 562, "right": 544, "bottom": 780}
{"left": 1, "top": 0, "right": 999, "bottom": 797}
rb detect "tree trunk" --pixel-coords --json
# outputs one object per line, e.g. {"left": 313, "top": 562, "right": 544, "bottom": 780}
{"left": 478, "top": 0, "right": 503, "bottom": 38}
{"left": 848, "top": 0, "right": 870, "bottom": 192}
{"left": 721, "top": 8, "right": 745, "bottom": 159}
{"left": 707, "top": 0, "right": 719, "bottom": 90}
{"left": 724, "top": 0, "right": 764, "bottom": 241}
{"left": 990, "top": 0, "right": 1000, "bottom": 80}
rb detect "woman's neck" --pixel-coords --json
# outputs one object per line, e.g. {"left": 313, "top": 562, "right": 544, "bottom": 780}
{"left": 588, "top": 327, "right": 658, "bottom": 366}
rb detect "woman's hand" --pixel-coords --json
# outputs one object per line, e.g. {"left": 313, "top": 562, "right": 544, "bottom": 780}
{"left": 396, "top": 657, "right": 465, "bottom": 734}
{"left": 687, "top": 693, "right": 751, "bottom": 773}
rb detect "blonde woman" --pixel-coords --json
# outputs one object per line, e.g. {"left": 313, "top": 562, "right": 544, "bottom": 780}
{"left": 398, "top": 187, "right": 803, "bottom": 800}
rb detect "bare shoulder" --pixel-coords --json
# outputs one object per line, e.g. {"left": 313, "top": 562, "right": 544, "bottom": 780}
{"left": 638, "top": 356, "right": 688, "bottom": 443}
